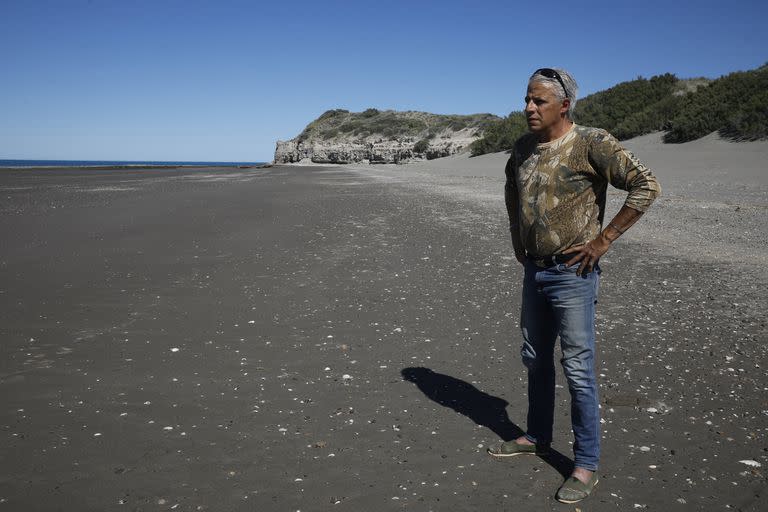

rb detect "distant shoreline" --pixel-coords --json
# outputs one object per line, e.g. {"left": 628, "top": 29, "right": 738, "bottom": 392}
{"left": 0, "top": 163, "right": 271, "bottom": 171}
{"left": 0, "top": 159, "right": 269, "bottom": 171}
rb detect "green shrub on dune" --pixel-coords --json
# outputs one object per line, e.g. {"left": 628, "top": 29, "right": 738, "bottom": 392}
{"left": 413, "top": 138, "right": 430, "bottom": 153}
{"left": 469, "top": 112, "right": 528, "bottom": 156}
{"left": 575, "top": 73, "right": 679, "bottom": 138}
{"left": 664, "top": 65, "right": 768, "bottom": 142}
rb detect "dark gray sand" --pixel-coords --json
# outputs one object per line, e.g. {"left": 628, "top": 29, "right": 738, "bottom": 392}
{"left": 1, "top": 165, "right": 765, "bottom": 511}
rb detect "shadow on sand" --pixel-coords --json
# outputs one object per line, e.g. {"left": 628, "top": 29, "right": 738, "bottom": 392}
{"left": 401, "top": 366, "right": 572, "bottom": 478}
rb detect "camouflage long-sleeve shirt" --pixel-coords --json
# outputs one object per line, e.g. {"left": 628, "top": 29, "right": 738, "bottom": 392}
{"left": 505, "top": 124, "right": 661, "bottom": 258}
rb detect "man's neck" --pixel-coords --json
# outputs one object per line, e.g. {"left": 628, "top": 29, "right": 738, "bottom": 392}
{"left": 538, "top": 119, "right": 574, "bottom": 143}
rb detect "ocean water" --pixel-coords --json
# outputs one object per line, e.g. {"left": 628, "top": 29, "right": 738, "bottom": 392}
{"left": 0, "top": 159, "right": 266, "bottom": 168}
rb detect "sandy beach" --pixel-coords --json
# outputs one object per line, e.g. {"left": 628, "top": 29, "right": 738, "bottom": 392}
{"left": 1, "top": 134, "right": 766, "bottom": 511}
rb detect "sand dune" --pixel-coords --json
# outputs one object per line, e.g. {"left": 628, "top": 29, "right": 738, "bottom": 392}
{"left": 348, "top": 130, "right": 768, "bottom": 186}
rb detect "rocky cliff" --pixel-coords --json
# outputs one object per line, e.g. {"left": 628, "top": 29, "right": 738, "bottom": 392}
{"left": 274, "top": 109, "right": 499, "bottom": 164}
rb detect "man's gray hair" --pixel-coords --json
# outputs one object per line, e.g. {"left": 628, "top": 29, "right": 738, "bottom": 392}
{"left": 529, "top": 68, "right": 579, "bottom": 119}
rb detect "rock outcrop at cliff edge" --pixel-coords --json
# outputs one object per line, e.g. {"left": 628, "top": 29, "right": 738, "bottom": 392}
{"left": 274, "top": 109, "right": 499, "bottom": 164}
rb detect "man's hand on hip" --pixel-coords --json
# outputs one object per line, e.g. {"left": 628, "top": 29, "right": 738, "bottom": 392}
{"left": 562, "top": 234, "right": 612, "bottom": 276}
{"left": 562, "top": 205, "right": 644, "bottom": 275}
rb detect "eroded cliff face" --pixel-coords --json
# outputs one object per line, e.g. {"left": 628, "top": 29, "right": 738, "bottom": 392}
{"left": 273, "top": 109, "right": 498, "bottom": 164}
{"left": 274, "top": 131, "right": 478, "bottom": 164}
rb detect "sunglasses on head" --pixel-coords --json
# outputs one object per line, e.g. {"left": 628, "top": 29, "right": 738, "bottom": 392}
{"left": 534, "top": 68, "right": 568, "bottom": 98}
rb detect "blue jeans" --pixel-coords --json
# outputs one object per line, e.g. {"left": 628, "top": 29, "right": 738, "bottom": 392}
{"left": 520, "top": 259, "right": 601, "bottom": 471}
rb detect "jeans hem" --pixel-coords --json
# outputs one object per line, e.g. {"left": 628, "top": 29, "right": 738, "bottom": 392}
{"left": 524, "top": 433, "right": 551, "bottom": 445}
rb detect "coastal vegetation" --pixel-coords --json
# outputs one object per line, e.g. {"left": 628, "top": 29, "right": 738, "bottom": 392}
{"left": 663, "top": 66, "right": 768, "bottom": 142}
{"left": 465, "top": 112, "right": 528, "bottom": 157}
{"left": 280, "top": 64, "right": 766, "bottom": 164}
{"left": 469, "top": 64, "right": 768, "bottom": 156}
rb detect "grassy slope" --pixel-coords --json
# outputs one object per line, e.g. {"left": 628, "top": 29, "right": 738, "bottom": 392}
{"left": 295, "top": 109, "right": 500, "bottom": 144}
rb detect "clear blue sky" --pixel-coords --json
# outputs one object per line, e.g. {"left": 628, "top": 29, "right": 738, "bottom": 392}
{"left": 1, "top": 0, "right": 766, "bottom": 162}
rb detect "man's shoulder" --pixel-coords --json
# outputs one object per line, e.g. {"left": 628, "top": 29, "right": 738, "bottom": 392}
{"left": 573, "top": 124, "right": 615, "bottom": 143}
{"left": 504, "top": 133, "right": 537, "bottom": 168}
{"left": 513, "top": 132, "right": 538, "bottom": 152}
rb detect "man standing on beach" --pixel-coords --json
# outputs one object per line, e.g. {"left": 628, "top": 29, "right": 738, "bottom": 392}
{"left": 487, "top": 68, "right": 661, "bottom": 503}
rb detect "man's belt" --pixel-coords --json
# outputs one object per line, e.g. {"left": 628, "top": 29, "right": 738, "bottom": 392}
{"left": 527, "top": 254, "right": 573, "bottom": 268}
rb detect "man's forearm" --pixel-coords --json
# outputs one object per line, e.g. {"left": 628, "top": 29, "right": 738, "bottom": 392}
{"left": 564, "top": 204, "right": 645, "bottom": 275}
{"left": 599, "top": 205, "right": 644, "bottom": 244}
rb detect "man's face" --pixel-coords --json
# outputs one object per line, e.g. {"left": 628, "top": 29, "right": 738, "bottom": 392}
{"left": 524, "top": 81, "right": 569, "bottom": 137}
